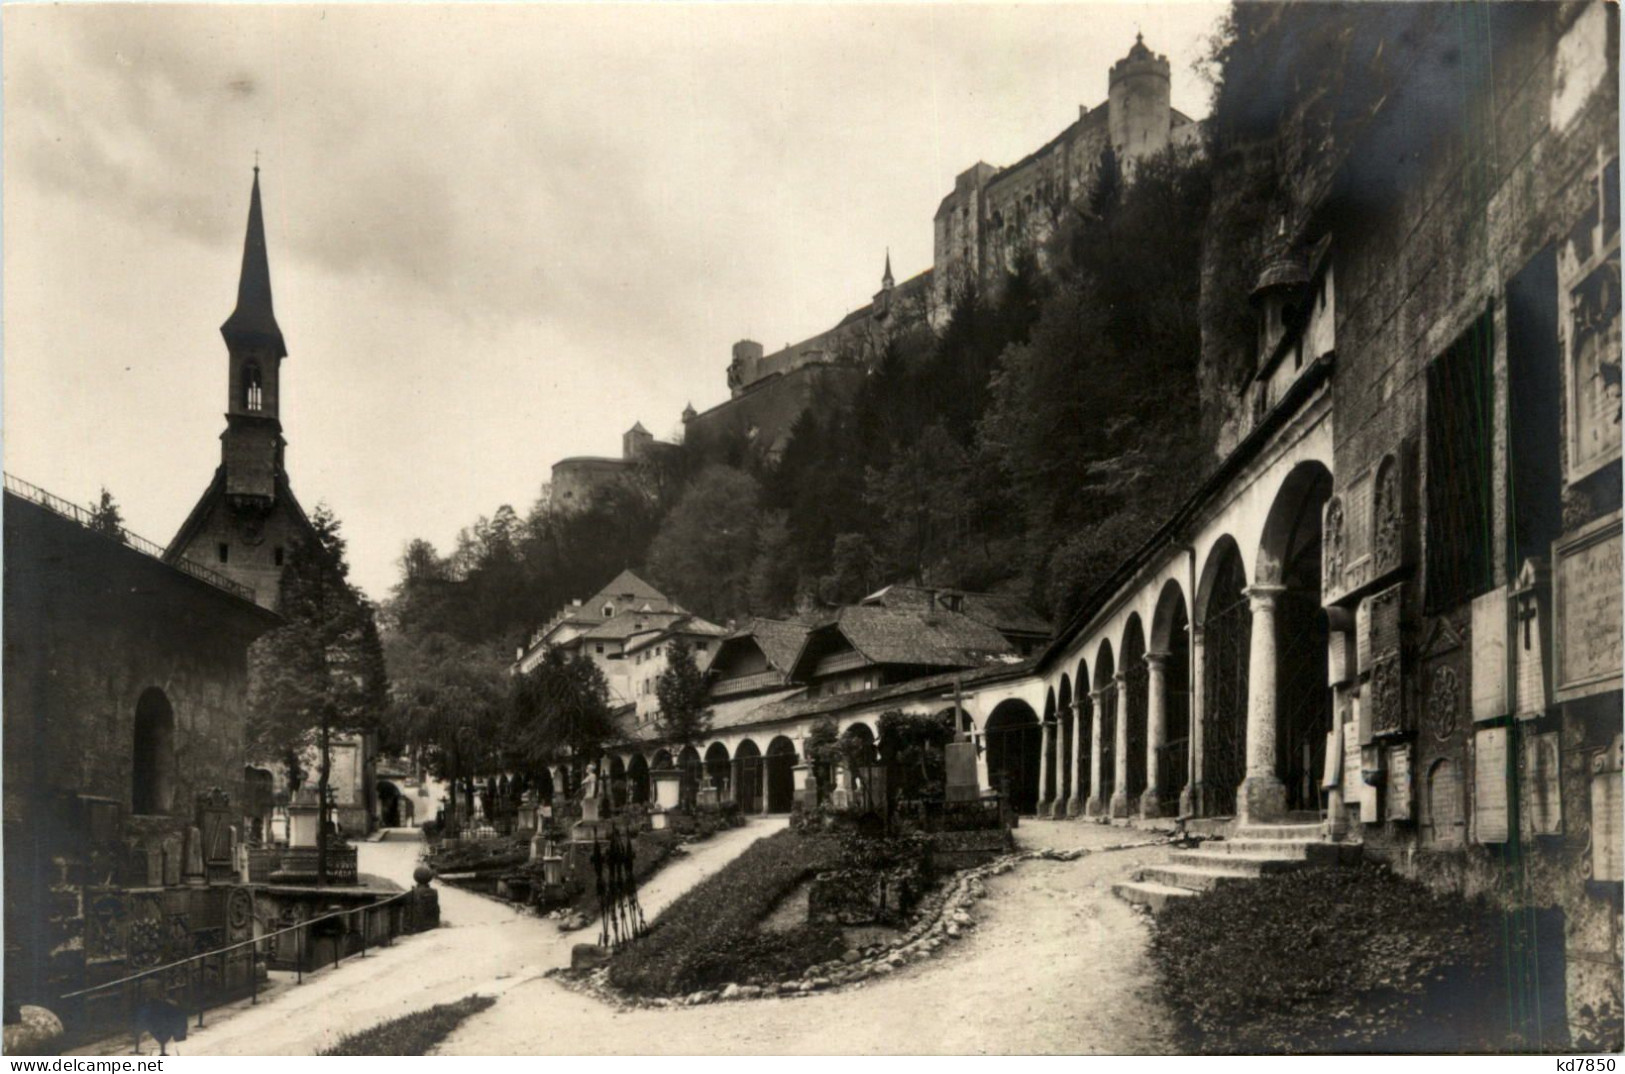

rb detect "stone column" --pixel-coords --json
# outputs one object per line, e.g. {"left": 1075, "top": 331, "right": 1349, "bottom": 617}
{"left": 1066, "top": 706, "right": 1085, "bottom": 818}
{"left": 1110, "top": 674, "right": 1131, "bottom": 818}
{"left": 1239, "top": 584, "right": 1289, "bottom": 823}
{"left": 1141, "top": 652, "right": 1169, "bottom": 818}
{"left": 1182, "top": 627, "right": 1206, "bottom": 818}
{"left": 1039, "top": 718, "right": 1057, "bottom": 816}
{"left": 1085, "top": 689, "right": 1106, "bottom": 816}
{"left": 973, "top": 728, "right": 991, "bottom": 798}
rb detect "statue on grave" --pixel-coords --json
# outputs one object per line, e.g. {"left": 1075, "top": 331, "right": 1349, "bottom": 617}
{"left": 579, "top": 762, "right": 600, "bottom": 802}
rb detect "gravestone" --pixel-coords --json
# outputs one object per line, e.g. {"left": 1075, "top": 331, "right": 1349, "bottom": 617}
{"left": 945, "top": 741, "right": 980, "bottom": 803}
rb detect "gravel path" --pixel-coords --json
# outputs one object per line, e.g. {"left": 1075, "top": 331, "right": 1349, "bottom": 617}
{"left": 134, "top": 817, "right": 785, "bottom": 1056}
{"left": 435, "top": 819, "right": 1180, "bottom": 1055}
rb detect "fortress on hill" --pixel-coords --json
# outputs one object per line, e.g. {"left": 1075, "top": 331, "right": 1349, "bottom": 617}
{"left": 551, "top": 36, "right": 1197, "bottom": 512}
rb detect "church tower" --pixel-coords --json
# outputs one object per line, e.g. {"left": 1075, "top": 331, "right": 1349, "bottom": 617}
{"left": 168, "top": 168, "right": 315, "bottom": 610}
{"left": 220, "top": 167, "right": 287, "bottom": 502}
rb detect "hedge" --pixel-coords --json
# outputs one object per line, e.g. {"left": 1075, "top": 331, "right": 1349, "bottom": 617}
{"left": 608, "top": 829, "right": 844, "bottom": 996}
{"left": 1149, "top": 862, "right": 1508, "bottom": 1053}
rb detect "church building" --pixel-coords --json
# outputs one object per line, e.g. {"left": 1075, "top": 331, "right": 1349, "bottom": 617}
{"left": 166, "top": 168, "right": 318, "bottom": 611}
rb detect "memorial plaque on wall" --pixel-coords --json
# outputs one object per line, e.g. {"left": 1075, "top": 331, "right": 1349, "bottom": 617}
{"left": 1342, "top": 470, "right": 1374, "bottom": 597}
{"left": 1387, "top": 744, "right": 1414, "bottom": 822}
{"left": 1514, "top": 559, "right": 1551, "bottom": 719}
{"left": 1342, "top": 725, "right": 1363, "bottom": 800}
{"left": 1471, "top": 588, "right": 1509, "bottom": 721}
{"left": 1368, "top": 583, "right": 1405, "bottom": 737}
{"left": 1565, "top": 247, "right": 1622, "bottom": 483}
{"left": 1356, "top": 599, "right": 1373, "bottom": 675}
{"left": 1474, "top": 726, "right": 1510, "bottom": 844}
{"left": 1553, "top": 513, "right": 1624, "bottom": 702}
{"left": 1521, "top": 730, "right": 1563, "bottom": 836}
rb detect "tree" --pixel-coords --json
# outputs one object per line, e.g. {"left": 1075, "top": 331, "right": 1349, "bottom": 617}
{"left": 647, "top": 464, "right": 761, "bottom": 621}
{"left": 819, "top": 532, "right": 879, "bottom": 606}
{"left": 745, "top": 509, "right": 798, "bottom": 616}
{"left": 654, "top": 637, "right": 711, "bottom": 762}
{"left": 864, "top": 423, "right": 971, "bottom": 584}
{"left": 510, "top": 647, "right": 617, "bottom": 792}
{"left": 384, "top": 629, "right": 507, "bottom": 835}
{"left": 249, "top": 504, "right": 387, "bottom": 883}
{"left": 87, "top": 487, "right": 125, "bottom": 541}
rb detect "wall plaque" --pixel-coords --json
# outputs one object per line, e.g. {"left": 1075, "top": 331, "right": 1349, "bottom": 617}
{"left": 1522, "top": 730, "right": 1563, "bottom": 836}
{"left": 1342, "top": 725, "right": 1363, "bottom": 800}
{"left": 1356, "top": 599, "right": 1373, "bottom": 676}
{"left": 1387, "top": 743, "right": 1414, "bottom": 822}
{"left": 1565, "top": 248, "right": 1621, "bottom": 483}
{"left": 1474, "top": 726, "right": 1511, "bottom": 844}
{"left": 1371, "top": 452, "right": 1406, "bottom": 578}
{"left": 1343, "top": 470, "right": 1375, "bottom": 597}
{"left": 1426, "top": 757, "right": 1467, "bottom": 847}
{"left": 1592, "top": 734, "right": 1624, "bottom": 882}
{"left": 1368, "top": 584, "right": 1405, "bottom": 737}
{"left": 1470, "top": 588, "right": 1509, "bottom": 721}
{"left": 1553, "top": 512, "right": 1623, "bottom": 702}
{"left": 1513, "top": 558, "right": 1551, "bottom": 719}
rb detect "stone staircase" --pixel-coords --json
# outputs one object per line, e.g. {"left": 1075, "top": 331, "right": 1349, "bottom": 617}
{"left": 1113, "top": 822, "right": 1361, "bottom": 912}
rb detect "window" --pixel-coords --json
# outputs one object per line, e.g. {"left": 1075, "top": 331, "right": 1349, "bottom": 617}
{"left": 244, "top": 365, "right": 264, "bottom": 411}
{"left": 595, "top": 644, "right": 604, "bottom": 655}
{"left": 132, "top": 688, "right": 175, "bottom": 815}
{"left": 696, "top": 642, "right": 708, "bottom": 652}
{"left": 273, "top": 546, "right": 284, "bottom": 567}
{"left": 218, "top": 543, "right": 230, "bottom": 564}
{"left": 1425, "top": 309, "right": 1497, "bottom": 613}
{"left": 602, "top": 603, "right": 615, "bottom": 618}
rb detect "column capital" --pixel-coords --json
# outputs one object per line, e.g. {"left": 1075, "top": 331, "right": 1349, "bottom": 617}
{"left": 1089, "top": 687, "right": 1108, "bottom": 704}
{"left": 1112, "top": 671, "right": 1128, "bottom": 687}
{"left": 1144, "top": 650, "right": 1172, "bottom": 670}
{"left": 1245, "top": 583, "right": 1289, "bottom": 612}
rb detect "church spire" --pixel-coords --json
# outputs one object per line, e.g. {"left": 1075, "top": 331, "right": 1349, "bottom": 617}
{"left": 882, "top": 248, "right": 895, "bottom": 290}
{"left": 220, "top": 166, "right": 287, "bottom": 358}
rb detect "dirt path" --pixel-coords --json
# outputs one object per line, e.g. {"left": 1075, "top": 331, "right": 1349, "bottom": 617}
{"left": 124, "top": 818, "right": 786, "bottom": 1056}
{"left": 436, "top": 820, "right": 1179, "bottom": 1055}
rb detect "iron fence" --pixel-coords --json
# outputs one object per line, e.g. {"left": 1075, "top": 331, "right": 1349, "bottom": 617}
{"left": 58, "top": 888, "right": 416, "bottom": 1052}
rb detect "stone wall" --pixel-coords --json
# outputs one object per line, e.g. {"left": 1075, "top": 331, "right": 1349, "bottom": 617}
{"left": 1267, "top": 3, "right": 1622, "bottom": 1044}
{"left": 3, "top": 493, "right": 277, "bottom": 1010}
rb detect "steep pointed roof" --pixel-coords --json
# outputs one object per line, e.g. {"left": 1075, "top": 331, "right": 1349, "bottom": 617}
{"left": 882, "top": 249, "right": 895, "bottom": 288}
{"left": 220, "top": 168, "right": 287, "bottom": 358}
{"left": 588, "top": 568, "right": 670, "bottom": 607}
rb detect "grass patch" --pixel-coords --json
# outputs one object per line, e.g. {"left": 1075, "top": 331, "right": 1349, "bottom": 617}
{"left": 608, "top": 829, "right": 845, "bottom": 997}
{"left": 1149, "top": 862, "right": 1509, "bottom": 1053}
{"left": 319, "top": 994, "right": 497, "bottom": 1056}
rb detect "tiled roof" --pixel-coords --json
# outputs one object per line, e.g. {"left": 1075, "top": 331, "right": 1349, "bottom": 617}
{"left": 861, "top": 585, "right": 1050, "bottom": 639}
{"left": 588, "top": 568, "right": 670, "bottom": 606}
{"left": 582, "top": 610, "right": 687, "bottom": 641}
{"left": 622, "top": 614, "right": 731, "bottom": 655}
{"left": 799, "top": 604, "right": 1017, "bottom": 674}
{"left": 734, "top": 617, "right": 812, "bottom": 673}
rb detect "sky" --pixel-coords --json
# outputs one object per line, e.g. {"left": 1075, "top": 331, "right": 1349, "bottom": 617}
{"left": 3, "top": 2, "right": 1225, "bottom": 601}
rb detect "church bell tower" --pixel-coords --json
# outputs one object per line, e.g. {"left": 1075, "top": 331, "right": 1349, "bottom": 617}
{"left": 219, "top": 166, "right": 287, "bottom": 503}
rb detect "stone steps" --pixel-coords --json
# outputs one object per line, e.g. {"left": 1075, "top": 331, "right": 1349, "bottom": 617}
{"left": 1135, "top": 864, "right": 1258, "bottom": 891}
{"left": 1114, "top": 821, "right": 1363, "bottom": 913}
{"left": 1111, "top": 879, "right": 1199, "bottom": 912}
{"left": 1166, "top": 849, "right": 1311, "bottom": 875}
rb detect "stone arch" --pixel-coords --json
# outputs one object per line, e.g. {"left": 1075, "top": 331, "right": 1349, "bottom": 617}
{"left": 1093, "top": 642, "right": 1117, "bottom": 812}
{"left": 704, "top": 742, "right": 731, "bottom": 799}
{"left": 132, "top": 687, "right": 176, "bottom": 816}
{"left": 677, "top": 745, "right": 702, "bottom": 808}
{"left": 1056, "top": 674, "right": 1074, "bottom": 812}
{"left": 765, "top": 736, "right": 798, "bottom": 813}
{"left": 537, "top": 767, "right": 555, "bottom": 801}
{"left": 1255, "top": 460, "right": 1334, "bottom": 814}
{"left": 1119, "top": 615, "right": 1149, "bottom": 812}
{"left": 627, "top": 753, "right": 650, "bottom": 805}
{"left": 841, "top": 721, "right": 877, "bottom": 764}
{"left": 1073, "top": 657, "right": 1093, "bottom": 813}
{"left": 734, "top": 739, "right": 762, "bottom": 813}
{"left": 985, "top": 698, "right": 1041, "bottom": 815}
{"left": 1041, "top": 687, "right": 1058, "bottom": 808}
{"left": 377, "top": 779, "right": 404, "bottom": 827}
{"left": 1198, "top": 537, "right": 1249, "bottom": 816}
{"left": 1150, "top": 579, "right": 1193, "bottom": 816}
{"left": 651, "top": 749, "right": 674, "bottom": 772}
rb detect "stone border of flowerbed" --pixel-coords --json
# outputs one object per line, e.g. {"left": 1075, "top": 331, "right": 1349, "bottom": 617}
{"left": 554, "top": 837, "right": 1170, "bottom": 1009}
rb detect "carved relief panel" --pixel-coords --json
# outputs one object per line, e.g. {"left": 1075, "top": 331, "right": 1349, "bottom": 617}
{"left": 1367, "top": 583, "right": 1406, "bottom": 738}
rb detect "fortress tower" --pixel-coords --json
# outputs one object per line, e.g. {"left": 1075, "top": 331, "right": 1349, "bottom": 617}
{"left": 1108, "top": 34, "right": 1174, "bottom": 176}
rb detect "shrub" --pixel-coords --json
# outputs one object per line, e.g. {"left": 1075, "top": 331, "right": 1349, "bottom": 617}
{"left": 1150, "top": 863, "right": 1507, "bottom": 1053}
{"left": 608, "top": 829, "right": 844, "bottom": 996}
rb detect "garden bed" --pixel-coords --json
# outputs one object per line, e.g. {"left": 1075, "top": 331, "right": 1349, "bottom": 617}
{"left": 1148, "top": 861, "right": 1515, "bottom": 1053}
{"left": 608, "top": 829, "right": 847, "bottom": 997}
